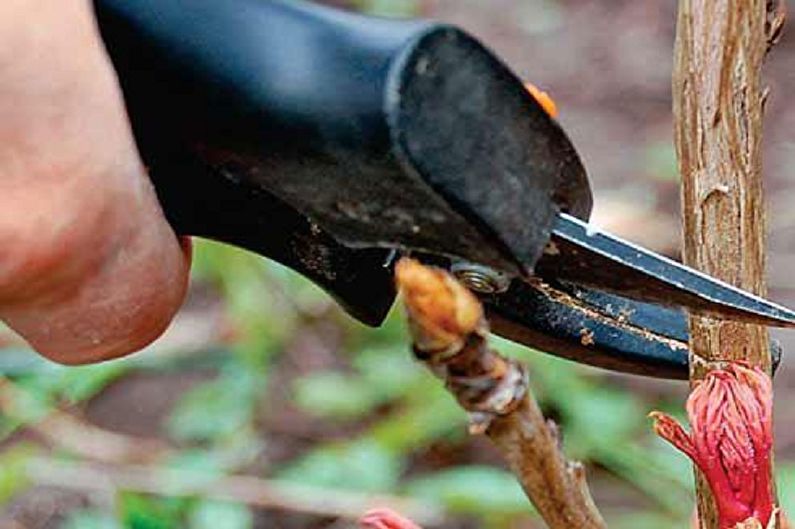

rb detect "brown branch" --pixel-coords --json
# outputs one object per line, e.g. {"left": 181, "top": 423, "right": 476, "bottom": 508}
{"left": 395, "top": 259, "right": 606, "bottom": 529}
{"left": 0, "top": 378, "right": 169, "bottom": 464}
{"left": 24, "top": 457, "right": 445, "bottom": 526}
{"left": 673, "top": 0, "right": 784, "bottom": 527}
{"left": 1, "top": 377, "right": 445, "bottom": 525}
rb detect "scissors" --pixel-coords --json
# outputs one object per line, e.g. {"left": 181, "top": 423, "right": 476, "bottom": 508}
{"left": 93, "top": 0, "right": 794, "bottom": 379}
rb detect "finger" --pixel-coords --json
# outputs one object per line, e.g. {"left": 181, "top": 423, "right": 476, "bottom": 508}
{"left": 0, "top": 0, "right": 191, "bottom": 363}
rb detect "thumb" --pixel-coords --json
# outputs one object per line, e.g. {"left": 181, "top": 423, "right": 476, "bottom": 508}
{"left": 0, "top": 0, "right": 190, "bottom": 364}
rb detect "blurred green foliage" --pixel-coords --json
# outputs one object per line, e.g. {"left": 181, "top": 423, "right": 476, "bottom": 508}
{"left": 167, "top": 367, "right": 259, "bottom": 444}
{"left": 62, "top": 510, "right": 122, "bottom": 529}
{"left": 116, "top": 494, "right": 252, "bottom": 529}
{"left": 0, "top": 239, "right": 726, "bottom": 529}
{"left": 1, "top": 233, "right": 793, "bottom": 528}
{"left": 779, "top": 464, "right": 795, "bottom": 514}
{"left": 405, "top": 466, "right": 530, "bottom": 515}
{"left": 353, "top": 0, "right": 421, "bottom": 18}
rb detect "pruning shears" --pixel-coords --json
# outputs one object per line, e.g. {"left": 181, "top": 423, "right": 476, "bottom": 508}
{"left": 93, "top": 0, "right": 795, "bottom": 379}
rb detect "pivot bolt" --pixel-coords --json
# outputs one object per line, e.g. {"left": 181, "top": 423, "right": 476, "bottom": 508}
{"left": 451, "top": 262, "right": 511, "bottom": 294}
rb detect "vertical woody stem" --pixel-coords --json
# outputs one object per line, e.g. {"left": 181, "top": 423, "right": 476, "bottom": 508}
{"left": 673, "top": 0, "right": 783, "bottom": 526}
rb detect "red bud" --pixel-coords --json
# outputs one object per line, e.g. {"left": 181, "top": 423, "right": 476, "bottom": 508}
{"left": 650, "top": 362, "right": 774, "bottom": 529}
{"left": 359, "top": 508, "right": 423, "bottom": 529}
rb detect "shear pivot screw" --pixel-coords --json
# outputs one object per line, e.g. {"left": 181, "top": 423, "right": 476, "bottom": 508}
{"left": 451, "top": 262, "right": 511, "bottom": 294}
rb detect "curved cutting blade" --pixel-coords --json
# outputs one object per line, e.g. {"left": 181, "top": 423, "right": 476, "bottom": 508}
{"left": 534, "top": 213, "right": 795, "bottom": 327}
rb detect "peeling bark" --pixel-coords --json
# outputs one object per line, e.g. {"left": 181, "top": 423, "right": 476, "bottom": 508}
{"left": 673, "top": 0, "right": 783, "bottom": 527}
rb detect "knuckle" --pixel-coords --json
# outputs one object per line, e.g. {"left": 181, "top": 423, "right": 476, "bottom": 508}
{"left": 0, "top": 191, "right": 115, "bottom": 306}
{"left": 0, "top": 190, "right": 189, "bottom": 363}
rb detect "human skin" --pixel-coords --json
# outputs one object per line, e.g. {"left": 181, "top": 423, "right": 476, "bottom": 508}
{"left": 0, "top": 0, "right": 191, "bottom": 364}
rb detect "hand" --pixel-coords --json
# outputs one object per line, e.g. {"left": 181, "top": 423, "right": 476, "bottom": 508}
{"left": 0, "top": 0, "right": 190, "bottom": 364}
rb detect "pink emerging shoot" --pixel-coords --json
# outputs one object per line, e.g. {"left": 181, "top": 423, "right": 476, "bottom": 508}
{"left": 650, "top": 362, "right": 775, "bottom": 529}
{"left": 359, "top": 508, "right": 423, "bottom": 529}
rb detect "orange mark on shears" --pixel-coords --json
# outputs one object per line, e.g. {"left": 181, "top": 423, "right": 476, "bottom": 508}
{"left": 525, "top": 82, "right": 558, "bottom": 118}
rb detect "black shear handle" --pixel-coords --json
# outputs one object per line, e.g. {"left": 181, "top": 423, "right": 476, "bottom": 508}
{"left": 94, "top": 0, "right": 590, "bottom": 325}
{"left": 94, "top": 0, "right": 432, "bottom": 232}
{"left": 93, "top": 0, "right": 434, "bottom": 324}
